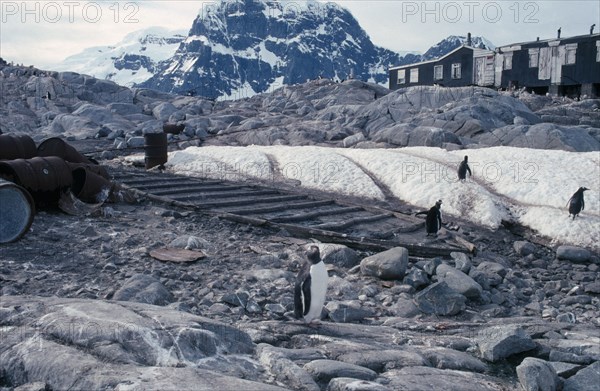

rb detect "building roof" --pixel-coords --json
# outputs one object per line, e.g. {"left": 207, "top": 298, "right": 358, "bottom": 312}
{"left": 497, "top": 32, "right": 600, "bottom": 49}
{"left": 389, "top": 45, "right": 493, "bottom": 71}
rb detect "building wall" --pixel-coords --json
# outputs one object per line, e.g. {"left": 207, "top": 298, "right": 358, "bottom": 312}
{"left": 389, "top": 47, "right": 475, "bottom": 90}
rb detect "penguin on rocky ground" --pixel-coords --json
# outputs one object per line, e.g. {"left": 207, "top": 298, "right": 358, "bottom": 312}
{"left": 567, "top": 187, "right": 588, "bottom": 219}
{"left": 294, "top": 246, "right": 328, "bottom": 324}
{"left": 458, "top": 156, "right": 472, "bottom": 181}
{"left": 416, "top": 200, "right": 443, "bottom": 236}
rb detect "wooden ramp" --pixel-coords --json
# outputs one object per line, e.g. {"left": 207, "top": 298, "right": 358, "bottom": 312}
{"left": 111, "top": 167, "right": 475, "bottom": 258}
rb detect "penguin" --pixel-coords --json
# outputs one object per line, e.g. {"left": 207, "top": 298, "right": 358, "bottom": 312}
{"left": 417, "top": 200, "right": 443, "bottom": 236}
{"left": 294, "top": 246, "right": 328, "bottom": 324}
{"left": 458, "top": 155, "right": 472, "bottom": 181}
{"left": 567, "top": 187, "right": 588, "bottom": 219}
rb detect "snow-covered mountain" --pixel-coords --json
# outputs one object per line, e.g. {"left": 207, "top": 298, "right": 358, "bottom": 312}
{"left": 422, "top": 35, "right": 495, "bottom": 60}
{"left": 140, "top": 0, "right": 404, "bottom": 99}
{"left": 53, "top": 27, "right": 186, "bottom": 87}
{"left": 53, "top": 1, "right": 493, "bottom": 100}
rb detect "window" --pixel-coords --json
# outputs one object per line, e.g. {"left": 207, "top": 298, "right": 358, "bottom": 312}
{"left": 529, "top": 48, "right": 539, "bottom": 68}
{"left": 397, "top": 69, "right": 406, "bottom": 84}
{"left": 565, "top": 44, "right": 577, "bottom": 65}
{"left": 410, "top": 68, "right": 419, "bottom": 83}
{"left": 451, "top": 63, "right": 461, "bottom": 79}
{"left": 503, "top": 53, "right": 513, "bottom": 70}
{"left": 434, "top": 65, "right": 443, "bottom": 80}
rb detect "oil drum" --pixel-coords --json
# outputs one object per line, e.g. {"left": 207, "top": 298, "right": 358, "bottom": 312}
{"left": 144, "top": 133, "right": 168, "bottom": 169}
{"left": 0, "top": 178, "right": 35, "bottom": 243}
{"left": 71, "top": 167, "right": 114, "bottom": 204}
{"left": 37, "top": 137, "right": 94, "bottom": 164}
{"left": 0, "top": 134, "right": 37, "bottom": 160}
{"left": 0, "top": 156, "right": 72, "bottom": 208}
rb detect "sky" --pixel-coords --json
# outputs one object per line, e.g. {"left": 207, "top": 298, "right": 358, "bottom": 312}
{"left": 1, "top": 0, "right": 599, "bottom": 69}
{"left": 126, "top": 144, "right": 599, "bottom": 251}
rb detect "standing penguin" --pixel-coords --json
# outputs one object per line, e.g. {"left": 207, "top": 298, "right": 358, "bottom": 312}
{"left": 458, "top": 156, "right": 472, "bottom": 181}
{"left": 416, "top": 200, "right": 443, "bottom": 236}
{"left": 294, "top": 246, "right": 328, "bottom": 324}
{"left": 567, "top": 187, "right": 589, "bottom": 219}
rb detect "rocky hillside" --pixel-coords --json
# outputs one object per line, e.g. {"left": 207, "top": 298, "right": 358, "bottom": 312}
{"left": 1, "top": 62, "right": 598, "bottom": 153}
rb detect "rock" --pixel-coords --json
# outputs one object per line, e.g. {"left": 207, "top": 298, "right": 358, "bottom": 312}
{"left": 13, "top": 382, "right": 48, "bottom": 391}
{"left": 436, "top": 264, "right": 483, "bottom": 299}
{"left": 384, "top": 366, "right": 509, "bottom": 391}
{"left": 313, "top": 243, "right": 360, "bottom": 268}
{"left": 360, "top": 247, "right": 408, "bottom": 280}
{"left": 556, "top": 246, "right": 592, "bottom": 263}
{"left": 549, "top": 361, "right": 584, "bottom": 377}
{"left": 563, "top": 361, "right": 600, "bottom": 391}
{"left": 414, "top": 281, "right": 466, "bottom": 316}
{"left": 476, "top": 325, "right": 536, "bottom": 362}
{"left": 303, "top": 359, "right": 377, "bottom": 384}
{"left": 476, "top": 261, "right": 507, "bottom": 278}
{"left": 127, "top": 136, "right": 145, "bottom": 148}
{"left": 0, "top": 296, "right": 282, "bottom": 390}
{"left": 342, "top": 133, "right": 366, "bottom": 148}
{"left": 549, "top": 350, "right": 594, "bottom": 365}
{"left": 556, "top": 312, "right": 577, "bottom": 323}
{"left": 422, "top": 258, "right": 442, "bottom": 276}
{"left": 336, "top": 349, "right": 429, "bottom": 371}
{"left": 584, "top": 281, "right": 600, "bottom": 294}
{"left": 258, "top": 344, "right": 320, "bottom": 391}
{"left": 152, "top": 102, "right": 177, "bottom": 120}
{"left": 326, "top": 378, "right": 390, "bottom": 391}
{"left": 421, "top": 347, "right": 487, "bottom": 373}
{"left": 451, "top": 252, "right": 472, "bottom": 273}
{"left": 516, "top": 357, "right": 560, "bottom": 391}
{"left": 514, "top": 241, "right": 537, "bottom": 256}
{"left": 390, "top": 297, "right": 420, "bottom": 318}
{"left": 326, "top": 301, "right": 375, "bottom": 323}
{"left": 112, "top": 273, "right": 174, "bottom": 306}
{"left": 402, "top": 268, "right": 430, "bottom": 289}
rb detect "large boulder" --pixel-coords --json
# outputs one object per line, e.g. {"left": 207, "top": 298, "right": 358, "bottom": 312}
{"left": 516, "top": 357, "right": 560, "bottom": 391}
{"left": 112, "top": 273, "right": 175, "bottom": 306}
{"left": 360, "top": 247, "right": 408, "bottom": 280}
{"left": 436, "top": 264, "right": 483, "bottom": 299}
{"left": 556, "top": 245, "right": 593, "bottom": 263}
{"left": 563, "top": 361, "right": 600, "bottom": 391}
{"left": 414, "top": 281, "right": 466, "bottom": 316}
{"left": 476, "top": 325, "right": 536, "bottom": 362}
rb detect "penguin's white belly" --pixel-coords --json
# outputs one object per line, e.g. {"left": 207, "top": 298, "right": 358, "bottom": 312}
{"left": 304, "top": 261, "right": 328, "bottom": 322}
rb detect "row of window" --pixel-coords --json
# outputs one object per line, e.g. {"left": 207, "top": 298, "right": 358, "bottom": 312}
{"left": 397, "top": 63, "right": 461, "bottom": 84}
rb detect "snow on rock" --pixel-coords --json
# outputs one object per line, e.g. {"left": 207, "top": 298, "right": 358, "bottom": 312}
{"left": 167, "top": 145, "right": 599, "bottom": 250}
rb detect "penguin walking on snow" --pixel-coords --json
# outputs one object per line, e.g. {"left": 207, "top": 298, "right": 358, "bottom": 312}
{"left": 416, "top": 200, "right": 443, "bottom": 236}
{"left": 567, "top": 187, "right": 588, "bottom": 219}
{"left": 458, "top": 156, "right": 472, "bottom": 181}
{"left": 294, "top": 246, "right": 328, "bottom": 324}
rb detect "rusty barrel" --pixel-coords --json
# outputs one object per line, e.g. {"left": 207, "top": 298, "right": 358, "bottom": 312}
{"left": 144, "top": 133, "right": 168, "bottom": 169}
{"left": 0, "top": 134, "right": 37, "bottom": 160}
{"left": 0, "top": 178, "right": 35, "bottom": 243}
{"left": 37, "top": 137, "right": 94, "bottom": 164}
{"left": 0, "top": 156, "right": 72, "bottom": 208}
{"left": 67, "top": 162, "right": 110, "bottom": 180}
{"left": 71, "top": 166, "right": 114, "bottom": 204}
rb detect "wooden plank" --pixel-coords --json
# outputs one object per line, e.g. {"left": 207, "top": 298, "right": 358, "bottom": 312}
{"left": 168, "top": 189, "right": 278, "bottom": 199}
{"left": 271, "top": 206, "right": 363, "bottom": 223}
{"left": 225, "top": 200, "right": 334, "bottom": 215}
{"left": 310, "top": 213, "right": 394, "bottom": 231}
{"left": 195, "top": 194, "right": 307, "bottom": 208}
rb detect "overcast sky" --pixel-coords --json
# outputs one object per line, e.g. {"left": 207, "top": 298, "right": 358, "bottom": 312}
{"left": 1, "top": 0, "right": 598, "bottom": 68}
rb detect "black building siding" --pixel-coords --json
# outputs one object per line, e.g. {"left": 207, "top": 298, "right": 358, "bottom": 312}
{"left": 389, "top": 47, "right": 475, "bottom": 90}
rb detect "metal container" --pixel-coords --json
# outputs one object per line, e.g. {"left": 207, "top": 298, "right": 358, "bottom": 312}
{"left": 0, "top": 178, "right": 35, "bottom": 243}
{"left": 37, "top": 137, "right": 93, "bottom": 164}
{"left": 0, "top": 134, "right": 37, "bottom": 160}
{"left": 71, "top": 167, "right": 114, "bottom": 204}
{"left": 144, "top": 133, "right": 168, "bottom": 170}
{"left": 0, "top": 156, "right": 73, "bottom": 208}
{"left": 67, "top": 162, "right": 110, "bottom": 180}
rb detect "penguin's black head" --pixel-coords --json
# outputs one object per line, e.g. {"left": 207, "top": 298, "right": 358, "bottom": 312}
{"left": 464, "top": 156, "right": 468, "bottom": 161}
{"left": 306, "top": 246, "right": 321, "bottom": 264}
{"left": 435, "top": 199, "right": 442, "bottom": 208}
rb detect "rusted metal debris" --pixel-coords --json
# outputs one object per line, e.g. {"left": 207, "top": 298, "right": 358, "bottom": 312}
{"left": 0, "top": 134, "right": 137, "bottom": 242}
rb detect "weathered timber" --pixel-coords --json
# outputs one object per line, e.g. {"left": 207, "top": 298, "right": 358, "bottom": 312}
{"left": 310, "top": 213, "right": 394, "bottom": 231}
{"left": 225, "top": 200, "right": 335, "bottom": 215}
{"left": 270, "top": 206, "right": 363, "bottom": 223}
{"left": 170, "top": 189, "right": 279, "bottom": 200}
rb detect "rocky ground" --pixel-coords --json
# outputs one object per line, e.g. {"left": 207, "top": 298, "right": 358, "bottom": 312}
{"left": 1, "top": 62, "right": 599, "bottom": 390}
{"left": 1, "top": 161, "right": 599, "bottom": 390}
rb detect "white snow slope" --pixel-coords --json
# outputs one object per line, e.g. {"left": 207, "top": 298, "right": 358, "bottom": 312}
{"left": 164, "top": 145, "right": 600, "bottom": 250}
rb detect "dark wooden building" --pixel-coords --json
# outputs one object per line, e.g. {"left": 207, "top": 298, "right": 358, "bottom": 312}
{"left": 494, "top": 32, "right": 600, "bottom": 97}
{"left": 389, "top": 31, "right": 600, "bottom": 98}
{"left": 389, "top": 45, "right": 495, "bottom": 90}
